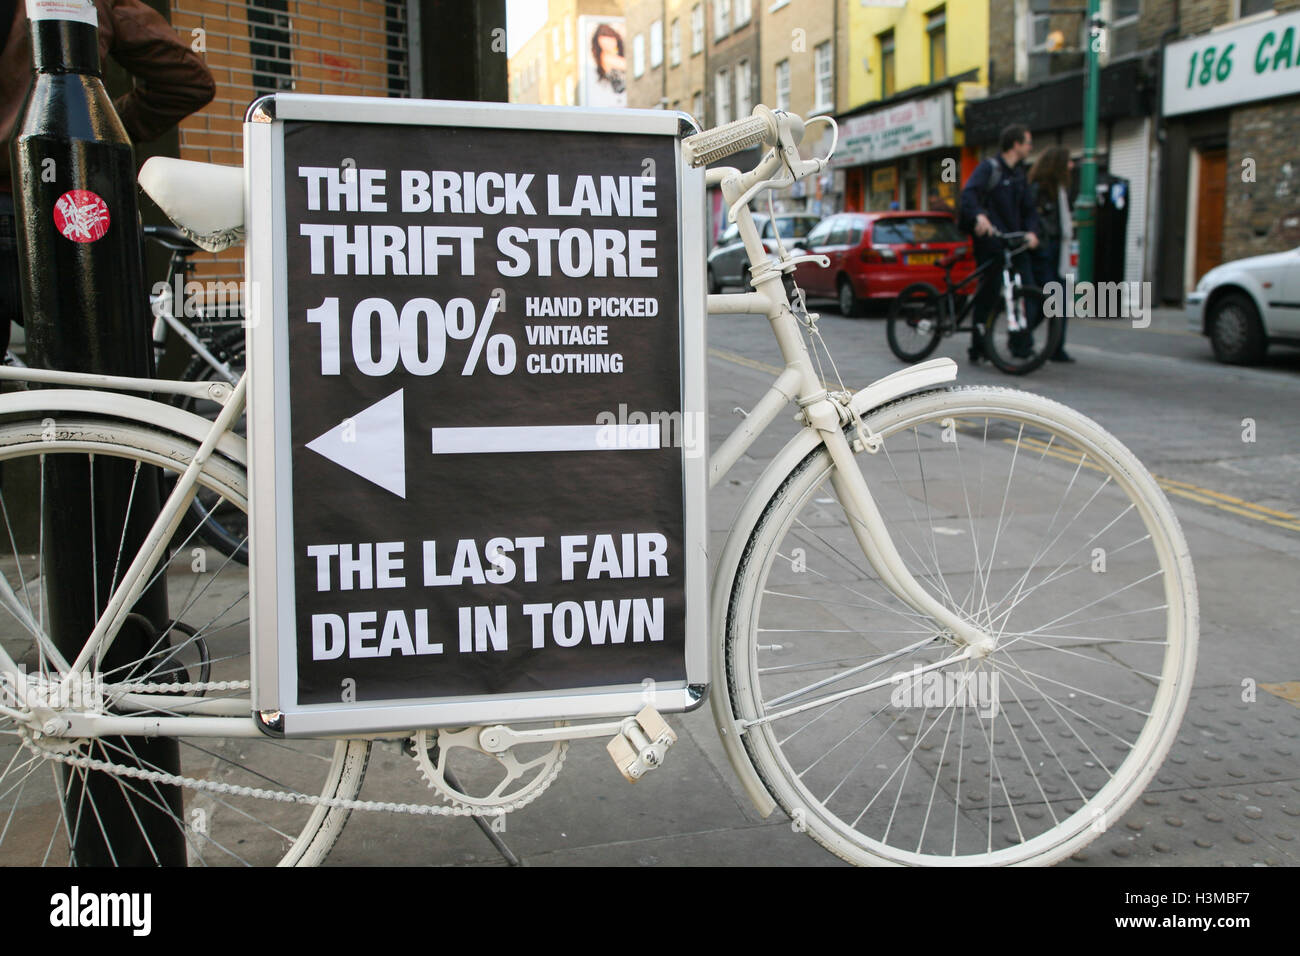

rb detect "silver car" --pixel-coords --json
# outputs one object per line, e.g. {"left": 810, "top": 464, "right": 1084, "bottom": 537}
{"left": 1186, "top": 246, "right": 1300, "bottom": 364}
{"left": 708, "top": 213, "right": 820, "bottom": 293}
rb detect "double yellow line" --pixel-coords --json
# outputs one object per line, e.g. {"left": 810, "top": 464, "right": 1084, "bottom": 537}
{"left": 1014, "top": 434, "right": 1300, "bottom": 534}
{"left": 707, "top": 348, "right": 1300, "bottom": 534}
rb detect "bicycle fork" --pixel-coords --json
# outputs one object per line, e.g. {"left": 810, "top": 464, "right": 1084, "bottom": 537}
{"left": 1003, "top": 261, "right": 1026, "bottom": 334}
{"left": 806, "top": 399, "right": 995, "bottom": 659}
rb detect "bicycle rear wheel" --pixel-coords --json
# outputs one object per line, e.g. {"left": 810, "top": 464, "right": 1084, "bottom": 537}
{"left": 724, "top": 386, "right": 1196, "bottom": 865}
{"left": 886, "top": 284, "right": 945, "bottom": 363}
{"left": 178, "top": 327, "right": 249, "bottom": 565}
{"left": 0, "top": 416, "right": 367, "bottom": 865}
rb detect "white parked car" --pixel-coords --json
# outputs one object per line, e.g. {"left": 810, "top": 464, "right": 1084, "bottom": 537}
{"left": 1186, "top": 247, "right": 1300, "bottom": 364}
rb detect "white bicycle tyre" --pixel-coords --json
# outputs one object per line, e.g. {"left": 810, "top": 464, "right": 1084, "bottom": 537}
{"left": 725, "top": 386, "right": 1198, "bottom": 866}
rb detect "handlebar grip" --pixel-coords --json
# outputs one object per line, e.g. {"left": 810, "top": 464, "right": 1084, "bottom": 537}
{"left": 681, "top": 113, "right": 776, "bottom": 168}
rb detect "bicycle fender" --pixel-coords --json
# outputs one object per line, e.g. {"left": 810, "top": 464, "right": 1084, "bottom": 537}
{"left": 0, "top": 389, "right": 247, "bottom": 466}
{"left": 847, "top": 357, "right": 958, "bottom": 419}
{"left": 709, "top": 357, "right": 957, "bottom": 818}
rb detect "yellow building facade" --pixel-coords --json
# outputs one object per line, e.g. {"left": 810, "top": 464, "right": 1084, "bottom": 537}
{"left": 836, "top": 0, "right": 989, "bottom": 213}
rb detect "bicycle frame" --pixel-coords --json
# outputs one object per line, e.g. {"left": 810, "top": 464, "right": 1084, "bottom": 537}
{"left": 0, "top": 117, "right": 995, "bottom": 764}
{"left": 936, "top": 240, "right": 1030, "bottom": 336}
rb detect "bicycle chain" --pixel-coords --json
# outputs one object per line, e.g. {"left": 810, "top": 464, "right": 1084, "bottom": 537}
{"left": 104, "top": 680, "right": 250, "bottom": 694}
{"left": 21, "top": 687, "right": 566, "bottom": 817}
{"left": 18, "top": 720, "right": 560, "bottom": 819}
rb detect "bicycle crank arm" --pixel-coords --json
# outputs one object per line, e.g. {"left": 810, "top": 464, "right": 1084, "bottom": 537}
{"left": 478, "top": 706, "right": 679, "bottom": 783}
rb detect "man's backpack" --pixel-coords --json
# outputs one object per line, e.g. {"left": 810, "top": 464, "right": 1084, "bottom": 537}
{"left": 958, "top": 157, "right": 1002, "bottom": 235}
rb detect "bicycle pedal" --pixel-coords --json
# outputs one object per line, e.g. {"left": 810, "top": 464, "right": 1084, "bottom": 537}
{"left": 606, "top": 706, "right": 678, "bottom": 783}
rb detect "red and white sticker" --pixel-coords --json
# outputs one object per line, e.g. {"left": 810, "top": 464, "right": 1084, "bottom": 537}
{"left": 53, "top": 190, "right": 111, "bottom": 243}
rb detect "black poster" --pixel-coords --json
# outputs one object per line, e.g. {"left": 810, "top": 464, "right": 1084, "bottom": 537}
{"left": 279, "top": 120, "right": 688, "bottom": 705}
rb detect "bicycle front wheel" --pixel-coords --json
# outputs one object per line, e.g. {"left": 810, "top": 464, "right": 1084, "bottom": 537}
{"left": 0, "top": 416, "right": 367, "bottom": 866}
{"left": 724, "top": 386, "right": 1197, "bottom": 865}
{"left": 984, "top": 285, "right": 1059, "bottom": 375}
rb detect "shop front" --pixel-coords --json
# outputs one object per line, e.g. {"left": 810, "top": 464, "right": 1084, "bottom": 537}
{"left": 1158, "top": 9, "right": 1300, "bottom": 301}
{"left": 832, "top": 89, "right": 963, "bottom": 215}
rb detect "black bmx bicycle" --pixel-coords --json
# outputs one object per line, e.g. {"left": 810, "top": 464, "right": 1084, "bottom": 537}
{"left": 886, "top": 231, "right": 1061, "bottom": 375}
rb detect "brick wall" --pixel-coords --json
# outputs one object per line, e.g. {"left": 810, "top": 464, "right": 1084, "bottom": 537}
{"left": 760, "top": 0, "right": 835, "bottom": 116}
{"left": 1224, "top": 98, "right": 1300, "bottom": 260}
{"left": 1137, "top": 0, "right": 1178, "bottom": 50}
{"left": 1178, "top": 0, "right": 1231, "bottom": 36}
{"left": 168, "top": 0, "right": 410, "bottom": 280}
{"left": 988, "top": 0, "right": 1014, "bottom": 91}
{"left": 625, "top": 0, "right": 664, "bottom": 108}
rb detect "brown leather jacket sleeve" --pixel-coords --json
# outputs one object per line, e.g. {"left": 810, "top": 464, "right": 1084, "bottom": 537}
{"left": 99, "top": 0, "right": 216, "bottom": 144}
{"left": 0, "top": 0, "right": 215, "bottom": 167}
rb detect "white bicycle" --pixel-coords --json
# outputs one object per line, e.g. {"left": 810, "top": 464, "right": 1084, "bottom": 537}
{"left": 0, "top": 102, "right": 1196, "bottom": 866}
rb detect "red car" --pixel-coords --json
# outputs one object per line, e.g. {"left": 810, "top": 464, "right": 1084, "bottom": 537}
{"left": 792, "top": 211, "right": 975, "bottom": 317}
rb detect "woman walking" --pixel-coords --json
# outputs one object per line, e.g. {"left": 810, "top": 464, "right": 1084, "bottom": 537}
{"left": 1028, "top": 147, "right": 1075, "bottom": 362}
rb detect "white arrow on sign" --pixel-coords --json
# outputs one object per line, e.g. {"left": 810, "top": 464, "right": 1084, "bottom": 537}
{"left": 306, "top": 388, "right": 406, "bottom": 499}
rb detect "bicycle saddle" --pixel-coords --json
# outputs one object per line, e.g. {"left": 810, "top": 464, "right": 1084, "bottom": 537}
{"left": 138, "top": 157, "right": 245, "bottom": 253}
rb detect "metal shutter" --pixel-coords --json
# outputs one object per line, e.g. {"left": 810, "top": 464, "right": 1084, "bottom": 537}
{"left": 1107, "top": 116, "right": 1150, "bottom": 285}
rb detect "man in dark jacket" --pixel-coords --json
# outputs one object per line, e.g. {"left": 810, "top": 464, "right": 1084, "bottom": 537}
{"left": 0, "top": 0, "right": 215, "bottom": 355}
{"left": 958, "top": 124, "right": 1041, "bottom": 363}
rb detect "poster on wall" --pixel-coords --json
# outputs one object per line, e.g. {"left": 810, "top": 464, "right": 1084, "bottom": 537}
{"left": 578, "top": 15, "right": 627, "bottom": 108}
{"left": 245, "top": 95, "right": 706, "bottom": 736}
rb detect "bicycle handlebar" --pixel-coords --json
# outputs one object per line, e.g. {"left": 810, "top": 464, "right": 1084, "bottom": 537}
{"left": 682, "top": 112, "right": 779, "bottom": 168}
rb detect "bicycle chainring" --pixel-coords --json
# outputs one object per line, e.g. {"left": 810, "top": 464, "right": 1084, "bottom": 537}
{"left": 410, "top": 725, "right": 567, "bottom": 811}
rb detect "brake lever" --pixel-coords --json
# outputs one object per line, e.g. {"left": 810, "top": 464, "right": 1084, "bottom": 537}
{"left": 781, "top": 253, "right": 830, "bottom": 270}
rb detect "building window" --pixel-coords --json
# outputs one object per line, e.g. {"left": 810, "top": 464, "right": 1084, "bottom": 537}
{"left": 879, "top": 30, "right": 896, "bottom": 98}
{"left": 736, "top": 58, "right": 752, "bottom": 117}
{"left": 633, "top": 34, "right": 646, "bottom": 78}
{"left": 927, "top": 6, "right": 947, "bottom": 82}
{"left": 775, "top": 58, "right": 791, "bottom": 111}
{"left": 552, "top": 82, "right": 561, "bottom": 104}
{"left": 247, "top": 0, "right": 293, "bottom": 95}
{"left": 650, "top": 20, "right": 664, "bottom": 68}
{"left": 552, "top": 26, "right": 560, "bottom": 60}
{"left": 714, "top": 0, "right": 730, "bottom": 39}
{"left": 814, "top": 41, "right": 833, "bottom": 111}
{"left": 565, "top": 20, "right": 573, "bottom": 53}
{"left": 1104, "top": 0, "right": 1140, "bottom": 57}
{"left": 692, "top": 89, "right": 704, "bottom": 121}
{"left": 566, "top": 75, "right": 575, "bottom": 105}
{"left": 1239, "top": 0, "right": 1274, "bottom": 15}
{"left": 670, "top": 18, "right": 681, "bottom": 66}
{"left": 735, "top": 0, "right": 752, "bottom": 26}
{"left": 716, "top": 68, "right": 731, "bottom": 123}
{"left": 691, "top": 4, "right": 705, "bottom": 53}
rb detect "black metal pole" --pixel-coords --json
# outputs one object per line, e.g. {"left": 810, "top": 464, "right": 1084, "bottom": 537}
{"left": 11, "top": 4, "right": 184, "bottom": 865}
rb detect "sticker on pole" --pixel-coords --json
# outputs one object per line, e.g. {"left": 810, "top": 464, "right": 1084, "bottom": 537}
{"left": 245, "top": 95, "right": 708, "bottom": 735}
{"left": 53, "top": 190, "right": 110, "bottom": 242}
{"left": 26, "top": 0, "right": 99, "bottom": 26}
